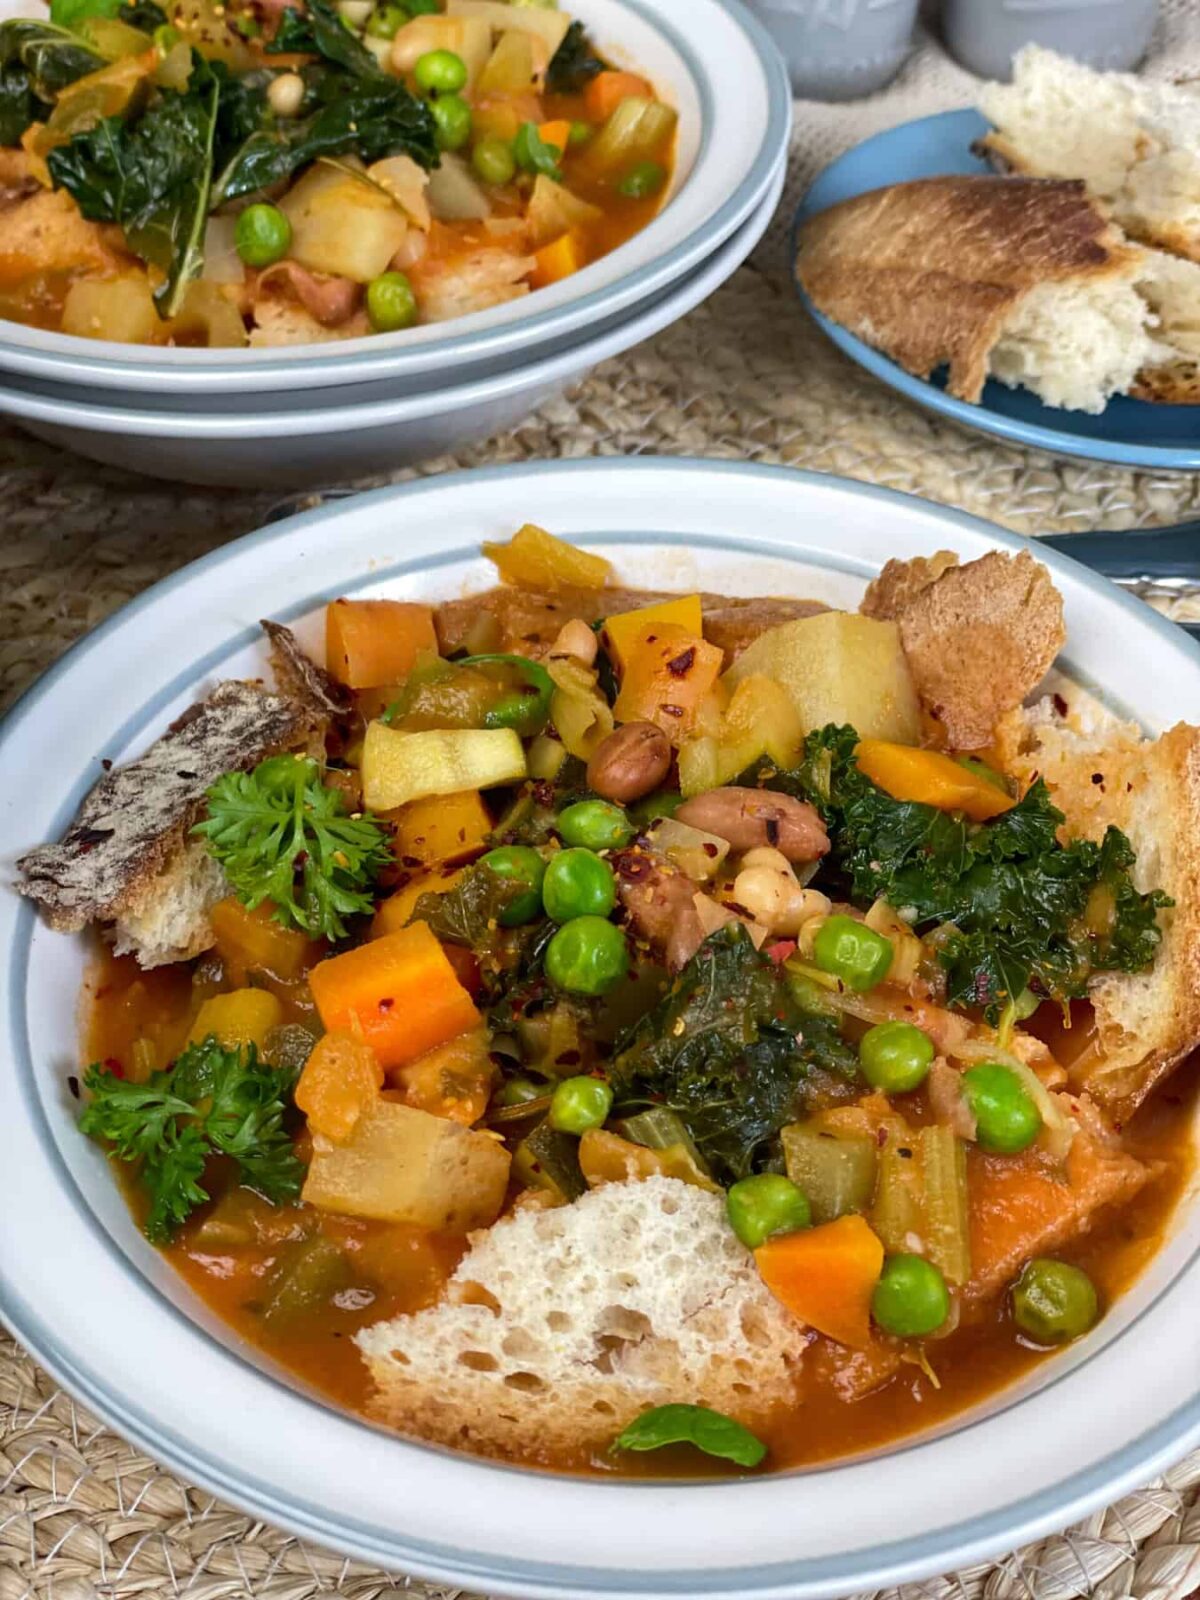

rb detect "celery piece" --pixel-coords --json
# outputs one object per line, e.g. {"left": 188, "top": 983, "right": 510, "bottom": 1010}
{"left": 781, "top": 1124, "right": 877, "bottom": 1224}
{"left": 261, "top": 1235, "right": 353, "bottom": 1323}
{"left": 920, "top": 1125, "right": 971, "bottom": 1286}
{"left": 513, "top": 1119, "right": 586, "bottom": 1202}
{"left": 361, "top": 723, "right": 526, "bottom": 808}
{"left": 585, "top": 96, "right": 677, "bottom": 179}
{"left": 619, "top": 1106, "right": 711, "bottom": 1174}
{"left": 870, "top": 1135, "right": 925, "bottom": 1253}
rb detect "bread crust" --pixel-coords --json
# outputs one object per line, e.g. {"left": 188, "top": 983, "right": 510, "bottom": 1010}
{"left": 795, "top": 176, "right": 1137, "bottom": 403}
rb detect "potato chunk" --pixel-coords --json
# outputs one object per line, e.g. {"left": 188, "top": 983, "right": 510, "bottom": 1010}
{"left": 724, "top": 612, "right": 921, "bottom": 742}
{"left": 303, "top": 1099, "right": 510, "bottom": 1230}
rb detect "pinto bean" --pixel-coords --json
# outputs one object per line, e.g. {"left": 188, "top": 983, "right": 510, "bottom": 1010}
{"left": 587, "top": 722, "right": 671, "bottom": 804}
{"left": 612, "top": 847, "right": 705, "bottom": 971}
{"left": 674, "top": 788, "right": 830, "bottom": 863}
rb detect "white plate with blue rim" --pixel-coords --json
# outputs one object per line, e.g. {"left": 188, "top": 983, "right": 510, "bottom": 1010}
{"left": 2, "top": 457, "right": 1199, "bottom": 1600}
{"left": 795, "top": 109, "right": 1200, "bottom": 472}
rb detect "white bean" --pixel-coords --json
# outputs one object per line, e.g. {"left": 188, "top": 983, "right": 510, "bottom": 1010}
{"left": 267, "top": 72, "right": 305, "bottom": 118}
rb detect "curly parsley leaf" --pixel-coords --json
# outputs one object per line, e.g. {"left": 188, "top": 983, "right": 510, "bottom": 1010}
{"left": 194, "top": 753, "right": 391, "bottom": 941}
{"left": 80, "top": 1035, "right": 303, "bottom": 1243}
{"left": 610, "top": 924, "right": 858, "bottom": 1186}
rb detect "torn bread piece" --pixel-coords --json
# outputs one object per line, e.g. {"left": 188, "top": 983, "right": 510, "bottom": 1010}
{"left": 796, "top": 176, "right": 1169, "bottom": 411}
{"left": 994, "top": 696, "right": 1200, "bottom": 1123}
{"left": 1130, "top": 247, "right": 1200, "bottom": 402}
{"left": 17, "top": 630, "right": 331, "bottom": 967}
{"left": 356, "top": 1177, "right": 807, "bottom": 1462}
{"left": 860, "top": 549, "right": 1065, "bottom": 750}
{"left": 980, "top": 46, "right": 1200, "bottom": 265}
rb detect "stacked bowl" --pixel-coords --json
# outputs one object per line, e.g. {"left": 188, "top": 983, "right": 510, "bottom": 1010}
{"left": 0, "top": 0, "right": 790, "bottom": 488}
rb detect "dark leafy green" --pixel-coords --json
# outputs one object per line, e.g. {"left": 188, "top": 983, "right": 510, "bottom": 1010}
{"left": 610, "top": 924, "right": 857, "bottom": 1185}
{"left": 0, "top": 18, "right": 103, "bottom": 120}
{"left": 0, "top": 62, "right": 40, "bottom": 146}
{"left": 268, "top": 0, "right": 381, "bottom": 78}
{"left": 50, "top": 0, "right": 123, "bottom": 31}
{"left": 80, "top": 1035, "right": 303, "bottom": 1243}
{"left": 47, "top": 50, "right": 220, "bottom": 314}
{"left": 547, "top": 18, "right": 605, "bottom": 95}
{"left": 118, "top": 0, "right": 170, "bottom": 30}
{"left": 777, "top": 724, "right": 1171, "bottom": 1019}
{"left": 615, "top": 1404, "right": 767, "bottom": 1469}
{"left": 411, "top": 859, "right": 533, "bottom": 947}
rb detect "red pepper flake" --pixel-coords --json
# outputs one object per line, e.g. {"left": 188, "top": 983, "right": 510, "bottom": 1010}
{"left": 702, "top": 842, "right": 718, "bottom": 858}
{"left": 1053, "top": 693, "right": 1069, "bottom": 717}
{"left": 666, "top": 647, "right": 695, "bottom": 678}
{"left": 378, "top": 997, "right": 394, "bottom": 1013}
{"left": 659, "top": 704, "right": 685, "bottom": 718}
{"left": 102, "top": 1057, "right": 125, "bottom": 1079}
{"left": 766, "top": 939, "right": 797, "bottom": 965}
{"left": 556, "top": 1049, "right": 582, "bottom": 1067}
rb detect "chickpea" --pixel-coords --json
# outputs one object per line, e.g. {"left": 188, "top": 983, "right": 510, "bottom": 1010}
{"left": 267, "top": 71, "right": 306, "bottom": 118}
{"left": 548, "top": 617, "right": 598, "bottom": 667}
{"left": 732, "top": 849, "right": 831, "bottom": 937}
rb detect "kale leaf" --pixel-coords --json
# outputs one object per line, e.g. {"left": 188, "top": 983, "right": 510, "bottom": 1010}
{"left": 0, "top": 18, "right": 103, "bottom": 114}
{"left": 268, "top": 0, "right": 381, "bottom": 78}
{"left": 609, "top": 924, "right": 857, "bottom": 1185}
{"left": 47, "top": 51, "right": 220, "bottom": 315}
{"left": 80, "top": 1035, "right": 303, "bottom": 1243}
{"left": 547, "top": 19, "right": 605, "bottom": 95}
{"left": 410, "top": 860, "right": 530, "bottom": 947}
{"left": 0, "top": 62, "right": 42, "bottom": 146}
{"left": 780, "top": 724, "right": 1171, "bottom": 1019}
{"left": 214, "top": 62, "right": 438, "bottom": 201}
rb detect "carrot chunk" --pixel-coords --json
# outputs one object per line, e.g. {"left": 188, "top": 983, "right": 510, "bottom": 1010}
{"left": 584, "top": 70, "right": 652, "bottom": 123}
{"left": 309, "top": 923, "right": 480, "bottom": 1070}
{"left": 531, "top": 229, "right": 586, "bottom": 288}
{"left": 755, "top": 1214, "right": 885, "bottom": 1349}
{"left": 325, "top": 598, "right": 437, "bottom": 689}
{"left": 537, "top": 119, "right": 573, "bottom": 153}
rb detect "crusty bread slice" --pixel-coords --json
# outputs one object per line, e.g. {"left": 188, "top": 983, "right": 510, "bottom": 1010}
{"left": 1131, "top": 247, "right": 1200, "bottom": 402}
{"left": 356, "top": 1177, "right": 807, "bottom": 1463}
{"left": 796, "top": 176, "right": 1159, "bottom": 412}
{"left": 980, "top": 46, "right": 1200, "bottom": 265}
{"left": 994, "top": 691, "right": 1200, "bottom": 1123}
{"left": 861, "top": 549, "right": 1065, "bottom": 750}
{"left": 17, "top": 636, "right": 331, "bottom": 968}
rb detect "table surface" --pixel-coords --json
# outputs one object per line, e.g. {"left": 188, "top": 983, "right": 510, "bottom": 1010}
{"left": 5, "top": 5, "right": 1200, "bottom": 1597}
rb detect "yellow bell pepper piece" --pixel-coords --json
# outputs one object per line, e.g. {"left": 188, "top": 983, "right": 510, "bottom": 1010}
{"left": 855, "top": 740, "right": 1015, "bottom": 822}
{"left": 601, "top": 593, "right": 703, "bottom": 674}
{"left": 482, "top": 523, "right": 612, "bottom": 590}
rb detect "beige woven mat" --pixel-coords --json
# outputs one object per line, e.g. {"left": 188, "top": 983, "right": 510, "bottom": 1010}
{"left": 7, "top": 6, "right": 1200, "bottom": 1597}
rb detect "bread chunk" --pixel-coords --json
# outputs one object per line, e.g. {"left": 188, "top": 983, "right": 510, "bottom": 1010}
{"left": 356, "top": 1177, "right": 807, "bottom": 1463}
{"left": 862, "top": 549, "right": 1065, "bottom": 750}
{"left": 994, "top": 692, "right": 1200, "bottom": 1120}
{"left": 17, "top": 674, "right": 327, "bottom": 967}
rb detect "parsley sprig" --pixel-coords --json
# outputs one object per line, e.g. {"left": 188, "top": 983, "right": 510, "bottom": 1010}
{"left": 194, "top": 754, "right": 391, "bottom": 941}
{"left": 80, "top": 1034, "right": 304, "bottom": 1243}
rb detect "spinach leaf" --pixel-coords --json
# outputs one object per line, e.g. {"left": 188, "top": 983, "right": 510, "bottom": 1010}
{"left": 615, "top": 1404, "right": 767, "bottom": 1469}
{"left": 547, "top": 19, "right": 605, "bottom": 95}
{"left": 0, "top": 18, "right": 104, "bottom": 101}
{"left": 610, "top": 924, "right": 857, "bottom": 1186}
{"left": 778, "top": 724, "right": 1171, "bottom": 1020}
{"left": 215, "top": 63, "right": 438, "bottom": 201}
{"left": 47, "top": 51, "right": 220, "bottom": 316}
{"left": 268, "top": 0, "right": 381, "bottom": 78}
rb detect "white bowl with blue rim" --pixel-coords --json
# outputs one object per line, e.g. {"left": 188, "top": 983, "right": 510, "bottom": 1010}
{"left": 0, "top": 153, "right": 783, "bottom": 486}
{"left": 0, "top": 0, "right": 790, "bottom": 397}
{"left": 2, "top": 456, "right": 1199, "bottom": 1600}
{"left": 794, "top": 109, "right": 1200, "bottom": 473}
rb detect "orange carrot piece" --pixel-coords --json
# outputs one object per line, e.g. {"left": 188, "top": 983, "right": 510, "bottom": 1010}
{"left": 309, "top": 923, "right": 480, "bottom": 1070}
{"left": 612, "top": 621, "right": 724, "bottom": 741}
{"left": 295, "top": 1030, "right": 384, "bottom": 1143}
{"left": 530, "top": 229, "right": 586, "bottom": 289}
{"left": 209, "top": 896, "right": 315, "bottom": 982}
{"left": 855, "top": 740, "right": 1015, "bottom": 822}
{"left": 755, "top": 1214, "right": 885, "bottom": 1349}
{"left": 325, "top": 598, "right": 437, "bottom": 689}
{"left": 537, "top": 119, "right": 572, "bottom": 153}
{"left": 584, "top": 69, "right": 652, "bottom": 123}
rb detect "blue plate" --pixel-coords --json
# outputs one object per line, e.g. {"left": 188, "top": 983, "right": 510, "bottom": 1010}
{"left": 795, "top": 108, "right": 1200, "bottom": 471}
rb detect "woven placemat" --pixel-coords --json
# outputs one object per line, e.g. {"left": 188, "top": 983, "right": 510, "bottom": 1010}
{"left": 6, "top": 6, "right": 1200, "bottom": 1596}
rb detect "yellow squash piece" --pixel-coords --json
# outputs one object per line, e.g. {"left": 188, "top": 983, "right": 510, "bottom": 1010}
{"left": 483, "top": 523, "right": 612, "bottom": 590}
{"left": 855, "top": 740, "right": 1015, "bottom": 821}
{"left": 372, "top": 865, "right": 466, "bottom": 939}
{"left": 601, "top": 593, "right": 703, "bottom": 674}
{"left": 187, "top": 989, "right": 284, "bottom": 1051}
{"left": 361, "top": 723, "right": 526, "bottom": 809}
{"left": 389, "top": 789, "right": 491, "bottom": 868}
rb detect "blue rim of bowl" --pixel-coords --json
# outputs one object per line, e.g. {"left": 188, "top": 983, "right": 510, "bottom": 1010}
{"left": 790, "top": 111, "right": 1200, "bottom": 473}
{"left": 0, "top": 0, "right": 791, "bottom": 393}
{"left": 3, "top": 457, "right": 1200, "bottom": 1598}
{"left": 0, "top": 158, "right": 785, "bottom": 437}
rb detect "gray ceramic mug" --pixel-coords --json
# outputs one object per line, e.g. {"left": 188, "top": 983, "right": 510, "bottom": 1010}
{"left": 943, "top": 0, "right": 1160, "bottom": 79}
{"left": 740, "top": 0, "right": 921, "bottom": 101}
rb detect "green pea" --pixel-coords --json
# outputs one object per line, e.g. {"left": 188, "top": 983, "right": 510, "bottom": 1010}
{"left": 413, "top": 47, "right": 468, "bottom": 93}
{"left": 472, "top": 134, "right": 516, "bottom": 186}
{"left": 726, "top": 1174, "right": 811, "bottom": 1250}
{"left": 812, "top": 914, "right": 893, "bottom": 992}
{"left": 961, "top": 1063, "right": 1042, "bottom": 1154}
{"left": 1012, "top": 1258, "right": 1099, "bottom": 1345}
{"left": 567, "top": 119, "right": 592, "bottom": 147}
{"left": 872, "top": 1254, "right": 950, "bottom": 1338}
{"left": 234, "top": 203, "right": 291, "bottom": 268}
{"left": 497, "top": 1076, "right": 544, "bottom": 1108}
{"left": 514, "top": 119, "right": 561, "bottom": 175}
{"left": 365, "top": 1, "right": 407, "bottom": 38}
{"left": 616, "top": 159, "right": 666, "bottom": 199}
{"left": 859, "top": 1021, "right": 934, "bottom": 1094}
{"left": 557, "top": 799, "right": 633, "bottom": 852}
{"left": 366, "top": 270, "right": 418, "bottom": 333}
{"left": 430, "top": 92, "right": 472, "bottom": 151}
{"left": 549, "top": 1074, "right": 613, "bottom": 1135}
{"left": 479, "top": 845, "right": 546, "bottom": 927}
{"left": 542, "top": 848, "right": 616, "bottom": 922}
{"left": 545, "top": 916, "right": 628, "bottom": 996}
